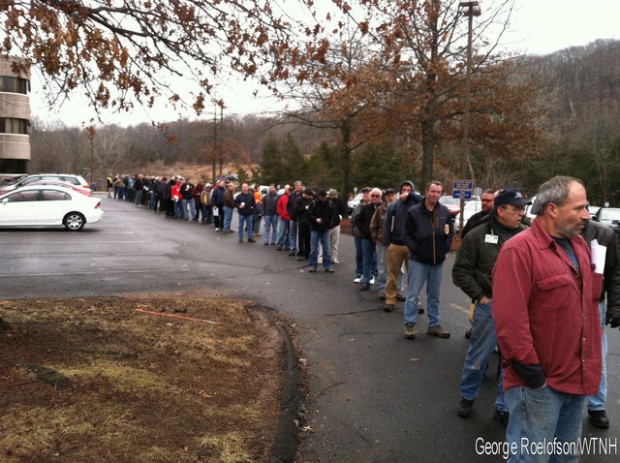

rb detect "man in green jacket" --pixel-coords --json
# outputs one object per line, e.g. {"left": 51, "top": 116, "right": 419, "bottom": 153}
{"left": 452, "top": 188, "right": 529, "bottom": 424}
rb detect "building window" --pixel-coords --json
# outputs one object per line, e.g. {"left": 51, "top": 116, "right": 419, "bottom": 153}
{"left": 0, "top": 76, "right": 29, "bottom": 94}
{"left": 0, "top": 118, "right": 29, "bottom": 134}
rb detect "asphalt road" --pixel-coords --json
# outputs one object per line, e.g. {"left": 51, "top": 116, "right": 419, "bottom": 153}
{"left": 0, "top": 196, "right": 618, "bottom": 462}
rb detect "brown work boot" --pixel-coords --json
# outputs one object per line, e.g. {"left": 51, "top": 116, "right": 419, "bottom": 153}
{"left": 427, "top": 325, "right": 450, "bottom": 339}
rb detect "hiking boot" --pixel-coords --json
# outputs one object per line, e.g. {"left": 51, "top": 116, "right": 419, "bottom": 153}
{"left": 404, "top": 324, "right": 416, "bottom": 339}
{"left": 427, "top": 325, "right": 450, "bottom": 338}
{"left": 588, "top": 410, "right": 610, "bottom": 429}
{"left": 457, "top": 398, "right": 474, "bottom": 418}
{"left": 493, "top": 409, "right": 510, "bottom": 427}
{"left": 383, "top": 304, "right": 395, "bottom": 312}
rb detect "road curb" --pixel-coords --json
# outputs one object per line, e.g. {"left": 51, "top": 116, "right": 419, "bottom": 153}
{"left": 259, "top": 306, "right": 304, "bottom": 463}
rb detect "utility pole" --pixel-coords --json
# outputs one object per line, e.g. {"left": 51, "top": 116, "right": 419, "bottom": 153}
{"left": 458, "top": 1, "right": 481, "bottom": 233}
{"left": 212, "top": 107, "right": 217, "bottom": 182}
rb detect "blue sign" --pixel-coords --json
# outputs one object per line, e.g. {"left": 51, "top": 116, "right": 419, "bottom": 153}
{"left": 453, "top": 179, "right": 473, "bottom": 199}
{"left": 452, "top": 190, "right": 472, "bottom": 199}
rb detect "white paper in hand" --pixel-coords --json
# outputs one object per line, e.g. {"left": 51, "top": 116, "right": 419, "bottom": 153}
{"left": 591, "top": 239, "right": 607, "bottom": 274}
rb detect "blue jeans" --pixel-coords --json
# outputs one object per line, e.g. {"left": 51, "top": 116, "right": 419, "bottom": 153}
{"left": 174, "top": 200, "right": 184, "bottom": 218}
{"left": 404, "top": 259, "right": 443, "bottom": 327}
{"left": 458, "top": 301, "right": 506, "bottom": 411}
{"left": 504, "top": 386, "right": 586, "bottom": 462}
{"left": 276, "top": 219, "right": 290, "bottom": 249}
{"left": 182, "top": 198, "right": 196, "bottom": 220}
{"left": 361, "top": 238, "right": 376, "bottom": 284}
{"left": 289, "top": 220, "right": 298, "bottom": 252}
{"left": 238, "top": 214, "right": 253, "bottom": 240}
{"left": 223, "top": 206, "right": 234, "bottom": 231}
{"left": 376, "top": 243, "right": 388, "bottom": 292}
{"left": 309, "top": 230, "right": 331, "bottom": 269}
{"left": 587, "top": 301, "right": 607, "bottom": 411}
{"left": 354, "top": 236, "right": 363, "bottom": 276}
{"left": 263, "top": 215, "right": 278, "bottom": 244}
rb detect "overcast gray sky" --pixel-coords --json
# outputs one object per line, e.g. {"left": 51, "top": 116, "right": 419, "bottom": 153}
{"left": 31, "top": 0, "right": 620, "bottom": 127}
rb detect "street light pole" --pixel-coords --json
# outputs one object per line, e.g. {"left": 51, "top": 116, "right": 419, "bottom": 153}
{"left": 458, "top": 1, "right": 481, "bottom": 234}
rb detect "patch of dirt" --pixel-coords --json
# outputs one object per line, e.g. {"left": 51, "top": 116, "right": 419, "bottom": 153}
{"left": 0, "top": 296, "right": 285, "bottom": 463}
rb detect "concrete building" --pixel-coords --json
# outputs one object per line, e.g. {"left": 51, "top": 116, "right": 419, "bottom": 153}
{"left": 0, "top": 57, "right": 30, "bottom": 174}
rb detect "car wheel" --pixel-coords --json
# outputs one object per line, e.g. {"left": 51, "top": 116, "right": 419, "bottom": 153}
{"left": 64, "top": 212, "right": 85, "bottom": 231}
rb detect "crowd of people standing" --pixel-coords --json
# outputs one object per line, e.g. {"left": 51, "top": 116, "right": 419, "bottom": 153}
{"left": 110, "top": 172, "right": 619, "bottom": 462}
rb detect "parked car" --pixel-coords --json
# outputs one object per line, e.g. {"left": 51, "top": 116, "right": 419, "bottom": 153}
{"left": 593, "top": 206, "right": 620, "bottom": 230}
{"left": 0, "top": 174, "right": 90, "bottom": 191}
{"left": 0, "top": 173, "right": 90, "bottom": 192}
{"left": 0, "top": 185, "right": 103, "bottom": 231}
{"left": 347, "top": 191, "right": 364, "bottom": 214}
{"left": 25, "top": 180, "right": 93, "bottom": 197}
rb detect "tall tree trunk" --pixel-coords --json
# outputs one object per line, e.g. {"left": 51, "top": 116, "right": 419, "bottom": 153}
{"left": 340, "top": 118, "right": 352, "bottom": 202}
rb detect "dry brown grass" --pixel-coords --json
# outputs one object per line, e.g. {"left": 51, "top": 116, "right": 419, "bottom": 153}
{"left": 0, "top": 297, "right": 283, "bottom": 463}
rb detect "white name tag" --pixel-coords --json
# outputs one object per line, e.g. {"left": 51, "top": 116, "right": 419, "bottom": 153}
{"left": 485, "top": 234, "right": 499, "bottom": 244}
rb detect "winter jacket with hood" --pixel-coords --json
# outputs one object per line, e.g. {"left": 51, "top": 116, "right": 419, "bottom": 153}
{"left": 383, "top": 181, "right": 423, "bottom": 246}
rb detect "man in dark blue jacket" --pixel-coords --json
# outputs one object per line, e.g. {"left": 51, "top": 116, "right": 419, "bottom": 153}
{"left": 383, "top": 180, "right": 422, "bottom": 311}
{"left": 403, "top": 180, "right": 454, "bottom": 339}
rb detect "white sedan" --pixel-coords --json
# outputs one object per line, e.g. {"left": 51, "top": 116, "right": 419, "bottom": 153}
{"left": 0, "top": 185, "right": 103, "bottom": 231}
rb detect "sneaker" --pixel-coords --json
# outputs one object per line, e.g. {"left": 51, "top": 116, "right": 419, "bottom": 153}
{"left": 239, "top": 239, "right": 243, "bottom": 243}
{"left": 325, "top": 268, "right": 335, "bottom": 273}
{"left": 308, "top": 267, "right": 317, "bottom": 273}
{"left": 457, "top": 398, "right": 474, "bottom": 418}
{"left": 383, "top": 304, "right": 395, "bottom": 312}
{"left": 353, "top": 275, "right": 362, "bottom": 283}
{"left": 360, "top": 283, "right": 370, "bottom": 291}
{"left": 248, "top": 238, "right": 256, "bottom": 243}
{"left": 288, "top": 251, "right": 296, "bottom": 256}
{"left": 332, "top": 259, "right": 340, "bottom": 264}
{"left": 427, "top": 325, "right": 450, "bottom": 338}
{"left": 404, "top": 324, "right": 416, "bottom": 339}
{"left": 493, "top": 409, "right": 510, "bottom": 427}
{"left": 588, "top": 410, "right": 610, "bottom": 429}
{"left": 369, "top": 277, "right": 375, "bottom": 285}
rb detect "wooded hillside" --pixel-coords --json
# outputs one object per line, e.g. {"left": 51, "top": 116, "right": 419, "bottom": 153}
{"left": 29, "top": 39, "right": 620, "bottom": 205}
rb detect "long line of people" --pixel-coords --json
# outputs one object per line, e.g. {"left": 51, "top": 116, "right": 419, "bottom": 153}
{"left": 111, "top": 172, "right": 620, "bottom": 452}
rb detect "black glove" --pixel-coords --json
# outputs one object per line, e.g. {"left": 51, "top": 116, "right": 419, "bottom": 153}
{"left": 606, "top": 313, "right": 620, "bottom": 328}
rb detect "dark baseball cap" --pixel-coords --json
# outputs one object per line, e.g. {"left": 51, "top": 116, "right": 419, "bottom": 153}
{"left": 495, "top": 188, "right": 530, "bottom": 207}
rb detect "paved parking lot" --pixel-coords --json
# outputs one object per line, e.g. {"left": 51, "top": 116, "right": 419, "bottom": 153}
{"left": 1, "top": 196, "right": 618, "bottom": 462}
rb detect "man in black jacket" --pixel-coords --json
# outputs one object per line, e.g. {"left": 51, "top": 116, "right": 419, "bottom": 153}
{"left": 308, "top": 190, "right": 335, "bottom": 273}
{"left": 235, "top": 183, "right": 256, "bottom": 243}
{"left": 582, "top": 215, "right": 620, "bottom": 428}
{"left": 358, "top": 188, "right": 382, "bottom": 290}
{"left": 403, "top": 181, "right": 454, "bottom": 339}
